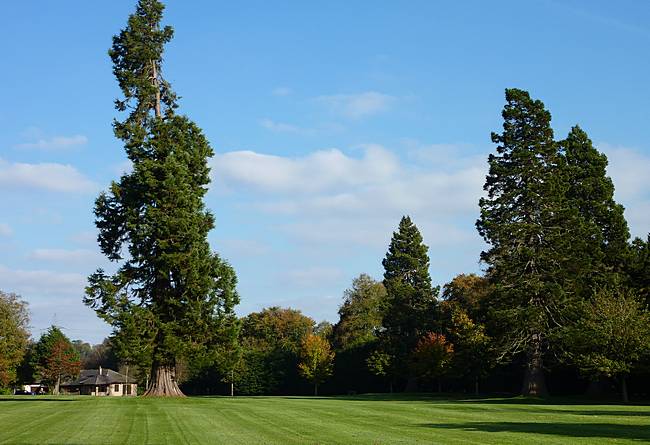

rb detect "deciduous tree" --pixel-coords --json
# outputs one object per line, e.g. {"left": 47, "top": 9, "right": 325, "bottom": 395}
{"left": 235, "top": 307, "right": 314, "bottom": 395}
{"left": 32, "top": 327, "right": 80, "bottom": 395}
{"left": 0, "top": 292, "right": 30, "bottom": 389}
{"left": 562, "top": 286, "right": 650, "bottom": 402}
{"left": 410, "top": 333, "right": 454, "bottom": 392}
{"left": 298, "top": 334, "right": 335, "bottom": 396}
{"left": 333, "top": 274, "right": 387, "bottom": 351}
{"left": 366, "top": 350, "right": 396, "bottom": 393}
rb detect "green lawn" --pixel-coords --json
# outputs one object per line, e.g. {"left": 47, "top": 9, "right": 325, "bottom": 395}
{"left": 0, "top": 394, "right": 648, "bottom": 444}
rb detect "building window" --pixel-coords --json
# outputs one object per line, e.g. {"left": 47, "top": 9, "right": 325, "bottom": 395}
{"left": 114, "top": 384, "right": 120, "bottom": 392}
{"left": 125, "top": 384, "right": 131, "bottom": 395}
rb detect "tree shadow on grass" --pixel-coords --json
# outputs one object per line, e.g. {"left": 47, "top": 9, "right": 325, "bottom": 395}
{"left": 539, "top": 409, "right": 650, "bottom": 417}
{"left": 421, "top": 422, "right": 650, "bottom": 441}
{"left": 273, "top": 393, "right": 468, "bottom": 402}
{"left": 0, "top": 397, "right": 78, "bottom": 402}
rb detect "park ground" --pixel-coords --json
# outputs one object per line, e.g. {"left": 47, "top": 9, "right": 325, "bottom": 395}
{"left": 0, "top": 394, "right": 649, "bottom": 444}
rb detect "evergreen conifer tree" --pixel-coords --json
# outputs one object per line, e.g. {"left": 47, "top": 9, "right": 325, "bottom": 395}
{"left": 561, "top": 125, "right": 630, "bottom": 277}
{"left": 477, "top": 89, "right": 591, "bottom": 396}
{"left": 381, "top": 216, "right": 438, "bottom": 383}
{"left": 84, "top": 0, "right": 239, "bottom": 397}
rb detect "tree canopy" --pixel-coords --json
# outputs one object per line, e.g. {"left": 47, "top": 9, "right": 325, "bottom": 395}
{"left": 0, "top": 292, "right": 30, "bottom": 389}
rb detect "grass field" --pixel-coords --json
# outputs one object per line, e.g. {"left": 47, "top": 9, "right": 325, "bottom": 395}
{"left": 0, "top": 394, "right": 648, "bottom": 444}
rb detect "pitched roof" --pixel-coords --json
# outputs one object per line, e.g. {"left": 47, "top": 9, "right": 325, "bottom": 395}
{"left": 61, "top": 369, "right": 132, "bottom": 386}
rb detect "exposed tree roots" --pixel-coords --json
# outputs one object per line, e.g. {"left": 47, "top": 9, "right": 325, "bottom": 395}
{"left": 143, "top": 365, "right": 185, "bottom": 397}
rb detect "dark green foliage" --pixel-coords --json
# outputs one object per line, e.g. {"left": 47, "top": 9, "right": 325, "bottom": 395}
{"left": 381, "top": 216, "right": 438, "bottom": 382}
{"left": 72, "top": 338, "right": 119, "bottom": 370}
{"left": 560, "top": 125, "right": 630, "bottom": 277}
{"left": 477, "top": 89, "right": 594, "bottom": 396}
{"left": 84, "top": 0, "right": 239, "bottom": 392}
{"left": 109, "top": 0, "right": 177, "bottom": 143}
{"left": 628, "top": 235, "right": 650, "bottom": 307}
{"left": 331, "top": 274, "right": 389, "bottom": 393}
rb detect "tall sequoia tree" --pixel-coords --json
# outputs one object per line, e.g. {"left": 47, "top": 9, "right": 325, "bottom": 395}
{"left": 381, "top": 216, "right": 438, "bottom": 383}
{"left": 560, "top": 125, "right": 630, "bottom": 277}
{"left": 477, "top": 89, "right": 591, "bottom": 396}
{"left": 84, "top": 0, "right": 239, "bottom": 397}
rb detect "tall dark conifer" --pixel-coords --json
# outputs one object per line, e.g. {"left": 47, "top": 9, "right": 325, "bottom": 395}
{"left": 477, "top": 89, "right": 590, "bottom": 396}
{"left": 381, "top": 216, "right": 438, "bottom": 382}
{"left": 561, "top": 125, "right": 630, "bottom": 277}
{"left": 628, "top": 234, "right": 650, "bottom": 307}
{"left": 84, "top": 0, "right": 239, "bottom": 397}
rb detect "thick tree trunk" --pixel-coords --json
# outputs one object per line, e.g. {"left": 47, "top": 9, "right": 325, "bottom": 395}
{"left": 521, "top": 333, "right": 548, "bottom": 397}
{"left": 54, "top": 375, "right": 61, "bottom": 395}
{"left": 314, "top": 383, "right": 318, "bottom": 396}
{"left": 143, "top": 364, "right": 185, "bottom": 397}
{"left": 474, "top": 376, "right": 480, "bottom": 397}
{"left": 621, "top": 375, "right": 629, "bottom": 403}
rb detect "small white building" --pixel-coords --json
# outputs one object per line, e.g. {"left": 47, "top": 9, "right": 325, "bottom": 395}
{"left": 60, "top": 367, "right": 137, "bottom": 396}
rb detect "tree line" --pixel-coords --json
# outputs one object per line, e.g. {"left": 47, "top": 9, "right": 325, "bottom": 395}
{"left": 1, "top": 0, "right": 649, "bottom": 400}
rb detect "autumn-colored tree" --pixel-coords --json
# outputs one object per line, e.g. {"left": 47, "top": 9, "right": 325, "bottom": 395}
{"left": 44, "top": 339, "right": 81, "bottom": 395}
{"left": 446, "top": 306, "right": 493, "bottom": 395}
{"left": 234, "top": 307, "right": 314, "bottom": 395}
{"left": 410, "top": 333, "right": 454, "bottom": 392}
{"left": 0, "top": 292, "right": 30, "bottom": 389}
{"left": 441, "top": 274, "right": 491, "bottom": 322}
{"left": 298, "top": 334, "right": 335, "bottom": 396}
{"left": 32, "top": 327, "right": 80, "bottom": 395}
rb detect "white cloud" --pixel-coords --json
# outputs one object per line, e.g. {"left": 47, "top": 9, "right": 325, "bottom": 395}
{"left": 0, "top": 223, "right": 12, "bottom": 236}
{"left": 211, "top": 144, "right": 399, "bottom": 194}
{"left": 599, "top": 143, "right": 650, "bottom": 237}
{"left": 15, "top": 134, "right": 88, "bottom": 150}
{"left": 28, "top": 248, "right": 99, "bottom": 264}
{"left": 259, "top": 118, "right": 304, "bottom": 134}
{"left": 0, "top": 264, "right": 109, "bottom": 342}
{"left": 210, "top": 142, "right": 486, "bottom": 250}
{"left": 0, "top": 158, "right": 96, "bottom": 193}
{"left": 316, "top": 91, "right": 395, "bottom": 119}
{"left": 0, "top": 264, "right": 86, "bottom": 297}
{"left": 271, "top": 87, "right": 292, "bottom": 96}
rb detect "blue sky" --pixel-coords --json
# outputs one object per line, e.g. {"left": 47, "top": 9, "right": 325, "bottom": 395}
{"left": 1, "top": 0, "right": 649, "bottom": 344}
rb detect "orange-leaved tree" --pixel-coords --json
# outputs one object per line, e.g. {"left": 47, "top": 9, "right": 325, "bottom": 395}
{"left": 410, "top": 333, "right": 454, "bottom": 392}
{"left": 45, "top": 338, "right": 81, "bottom": 395}
{"left": 298, "top": 333, "right": 334, "bottom": 396}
